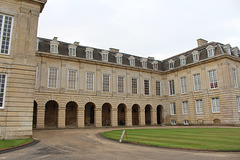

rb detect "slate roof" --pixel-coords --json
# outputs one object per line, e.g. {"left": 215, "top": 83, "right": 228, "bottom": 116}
{"left": 37, "top": 37, "right": 239, "bottom": 71}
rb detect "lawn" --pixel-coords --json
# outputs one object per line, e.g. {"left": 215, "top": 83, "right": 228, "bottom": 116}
{"left": 102, "top": 128, "right": 240, "bottom": 151}
{"left": 0, "top": 138, "right": 33, "bottom": 149}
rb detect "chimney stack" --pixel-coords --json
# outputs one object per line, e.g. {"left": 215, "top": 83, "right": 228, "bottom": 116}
{"left": 197, "top": 38, "right": 208, "bottom": 47}
{"left": 109, "top": 48, "right": 119, "bottom": 53}
{"left": 53, "top": 37, "right": 58, "bottom": 41}
{"left": 74, "top": 41, "right": 80, "bottom": 45}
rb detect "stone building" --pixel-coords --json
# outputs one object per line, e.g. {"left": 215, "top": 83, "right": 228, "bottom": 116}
{"left": 0, "top": 0, "right": 240, "bottom": 140}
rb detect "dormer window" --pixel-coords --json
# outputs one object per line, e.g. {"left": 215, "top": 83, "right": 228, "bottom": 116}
{"left": 68, "top": 44, "right": 77, "bottom": 57}
{"left": 223, "top": 44, "right": 231, "bottom": 55}
{"left": 50, "top": 37, "right": 59, "bottom": 54}
{"left": 101, "top": 50, "right": 108, "bottom": 62}
{"left": 168, "top": 59, "right": 174, "bottom": 69}
{"left": 86, "top": 48, "right": 94, "bottom": 59}
{"left": 192, "top": 50, "right": 199, "bottom": 62}
{"left": 232, "top": 47, "right": 239, "bottom": 57}
{"left": 152, "top": 61, "right": 158, "bottom": 70}
{"left": 179, "top": 55, "right": 186, "bottom": 66}
{"left": 207, "top": 45, "right": 215, "bottom": 57}
{"left": 141, "top": 58, "right": 147, "bottom": 68}
{"left": 115, "top": 53, "right": 123, "bottom": 64}
{"left": 129, "top": 56, "right": 135, "bottom": 66}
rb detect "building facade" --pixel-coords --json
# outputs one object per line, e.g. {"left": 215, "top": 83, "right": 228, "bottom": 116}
{"left": 0, "top": 0, "right": 240, "bottom": 140}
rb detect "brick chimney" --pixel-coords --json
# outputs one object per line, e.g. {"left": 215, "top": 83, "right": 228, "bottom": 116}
{"left": 197, "top": 38, "right": 208, "bottom": 47}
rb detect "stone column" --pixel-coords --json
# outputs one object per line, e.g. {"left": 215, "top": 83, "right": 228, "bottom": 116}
{"left": 77, "top": 107, "right": 84, "bottom": 127}
{"left": 58, "top": 107, "right": 66, "bottom": 128}
{"left": 139, "top": 108, "right": 145, "bottom": 126}
{"left": 151, "top": 108, "right": 157, "bottom": 125}
{"left": 126, "top": 108, "right": 132, "bottom": 126}
{"left": 36, "top": 106, "right": 45, "bottom": 128}
{"left": 95, "top": 108, "right": 102, "bottom": 127}
{"left": 111, "top": 108, "right": 118, "bottom": 127}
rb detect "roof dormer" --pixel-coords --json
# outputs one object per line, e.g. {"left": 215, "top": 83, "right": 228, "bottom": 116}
{"left": 101, "top": 50, "right": 109, "bottom": 62}
{"left": 129, "top": 56, "right": 135, "bottom": 66}
{"left": 179, "top": 55, "right": 186, "bottom": 66}
{"left": 168, "top": 59, "right": 174, "bottom": 69}
{"left": 115, "top": 52, "right": 123, "bottom": 64}
{"left": 141, "top": 58, "right": 148, "bottom": 68}
{"left": 50, "top": 37, "right": 59, "bottom": 54}
{"left": 223, "top": 44, "right": 231, "bottom": 55}
{"left": 206, "top": 45, "right": 215, "bottom": 57}
{"left": 152, "top": 60, "right": 158, "bottom": 70}
{"left": 192, "top": 50, "right": 199, "bottom": 62}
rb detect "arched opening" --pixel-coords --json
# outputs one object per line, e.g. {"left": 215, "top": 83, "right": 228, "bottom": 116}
{"left": 33, "top": 101, "right": 37, "bottom": 128}
{"left": 102, "top": 103, "right": 112, "bottom": 126}
{"left": 157, "top": 105, "right": 163, "bottom": 125}
{"left": 132, "top": 104, "right": 140, "bottom": 125}
{"left": 65, "top": 101, "right": 78, "bottom": 127}
{"left": 213, "top": 119, "right": 221, "bottom": 125}
{"left": 45, "top": 100, "right": 58, "bottom": 128}
{"left": 118, "top": 103, "right": 126, "bottom": 126}
{"left": 145, "top": 105, "right": 152, "bottom": 125}
{"left": 85, "top": 102, "right": 95, "bottom": 126}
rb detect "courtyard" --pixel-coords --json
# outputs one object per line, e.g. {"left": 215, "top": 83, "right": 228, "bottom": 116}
{"left": 0, "top": 126, "right": 239, "bottom": 160}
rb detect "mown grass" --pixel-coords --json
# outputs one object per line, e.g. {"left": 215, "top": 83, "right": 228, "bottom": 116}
{"left": 102, "top": 128, "right": 240, "bottom": 151}
{"left": 0, "top": 138, "right": 33, "bottom": 149}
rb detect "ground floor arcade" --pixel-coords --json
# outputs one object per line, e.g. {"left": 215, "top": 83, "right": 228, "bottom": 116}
{"left": 33, "top": 100, "right": 164, "bottom": 128}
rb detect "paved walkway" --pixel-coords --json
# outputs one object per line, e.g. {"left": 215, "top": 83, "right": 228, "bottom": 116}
{"left": 0, "top": 127, "right": 239, "bottom": 160}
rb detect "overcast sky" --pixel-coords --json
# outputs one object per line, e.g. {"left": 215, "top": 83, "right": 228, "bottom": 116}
{"left": 37, "top": 0, "right": 240, "bottom": 60}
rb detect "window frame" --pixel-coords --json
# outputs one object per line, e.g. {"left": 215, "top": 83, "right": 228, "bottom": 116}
{"left": 68, "top": 45, "right": 77, "bottom": 57}
{"left": 195, "top": 99, "right": 203, "bottom": 114}
{"left": 144, "top": 79, "right": 150, "bottom": 95}
{"left": 237, "top": 96, "right": 240, "bottom": 112}
{"left": 180, "top": 77, "right": 187, "bottom": 94}
{"left": 0, "top": 14, "right": 14, "bottom": 55}
{"left": 170, "top": 102, "right": 176, "bottom": 115}
{"left": 207, "top": 45, "right": 215, "bottom": 58}
{"left": 209, "top": 70, "right": 218, "bottom": 89}
{"left": 182, "top": 101, "right": 188, "bottom": 115}
{"left": 192, "top": 51, "right": 199, "bottom": 62}
{"left": 0, "top": 73, "right": 7, "bottom": 109}
{"left": 232, "top": 68, "right": 238, "bottom": 88}
{"left": 117, "top": 75, "right": 125, "bottom": 93}
{"left": 102, "top": 73, "right": 110, "bottom": 92}
{"left": 67, "top": 69, "right": 77, "bottom": 90}
{"left": 211, "top": 97, "right": 220, "bottom": 113}
{"left": 169, "top": 80, "right": 175, "bottom": 95}
{"left": 156, "top": 81, "right": 161, "bottom": 96}
{"left": 132, "top": 78, "right": 138, "bottom": 94}
{"left": 193, "top": 73, "right": 201, "bottom": 92}
{"left": 86, "top": 72, "right": 94, "bottom": 91}
{"left": 47, "top": 67, "right": 58, "bottom": 89}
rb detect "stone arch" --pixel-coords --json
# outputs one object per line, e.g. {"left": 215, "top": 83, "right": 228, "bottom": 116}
{"left": 157, "top": 105, "right": 164, "bottom": 125}
{"left": 132, "top": 104, "right": 140, "bottom": 125}
{"left": 118, "top": 103, "right": 127, "bottom": 126}
{"left": 85, "top": 102, "right": 96, "bottom": 126}
{"left": 33, "top": 101, "right": 37, "bottom": 128}
{"left": 145, "top": 105, "right": 152, "bottom": 125}
{"left": 102, "top": 103, "right": 112, "bottom": 126}
{"left": 213, "top": 119, "right": 221, "bottom": 124}
{"left": 45, "top": 100, "right": 58, "bottom": 128}
{"left": 65, "top": 101, "right": 78, "bottom": 127}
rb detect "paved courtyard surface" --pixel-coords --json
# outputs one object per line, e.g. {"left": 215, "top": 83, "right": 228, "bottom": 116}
{"left": 0, "top": 126, "right": 239, "bottom": 160}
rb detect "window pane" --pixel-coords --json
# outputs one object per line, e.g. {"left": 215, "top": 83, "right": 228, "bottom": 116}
{"left": 0, "top": 74, "right": 6, "bottom": 108}
{"left": 103, "top": 74, "right": 110, "bottom": 92}
{"left": 144, "top": 80, "right": 149, "bottom": 95}
{"left": 118, "top": 76, "right": 124, "bottom": 93}
{"left": 48, "top": 68, "right": 58, "bottom": 88}
{"left": 86, "top": 72, "right": 94, "bottom": 91}
{"left": 132, "top": 78, "right": 137, "bottom": 94}
{"left": 68, "top": 70, "right": 77, "bottom": 90}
